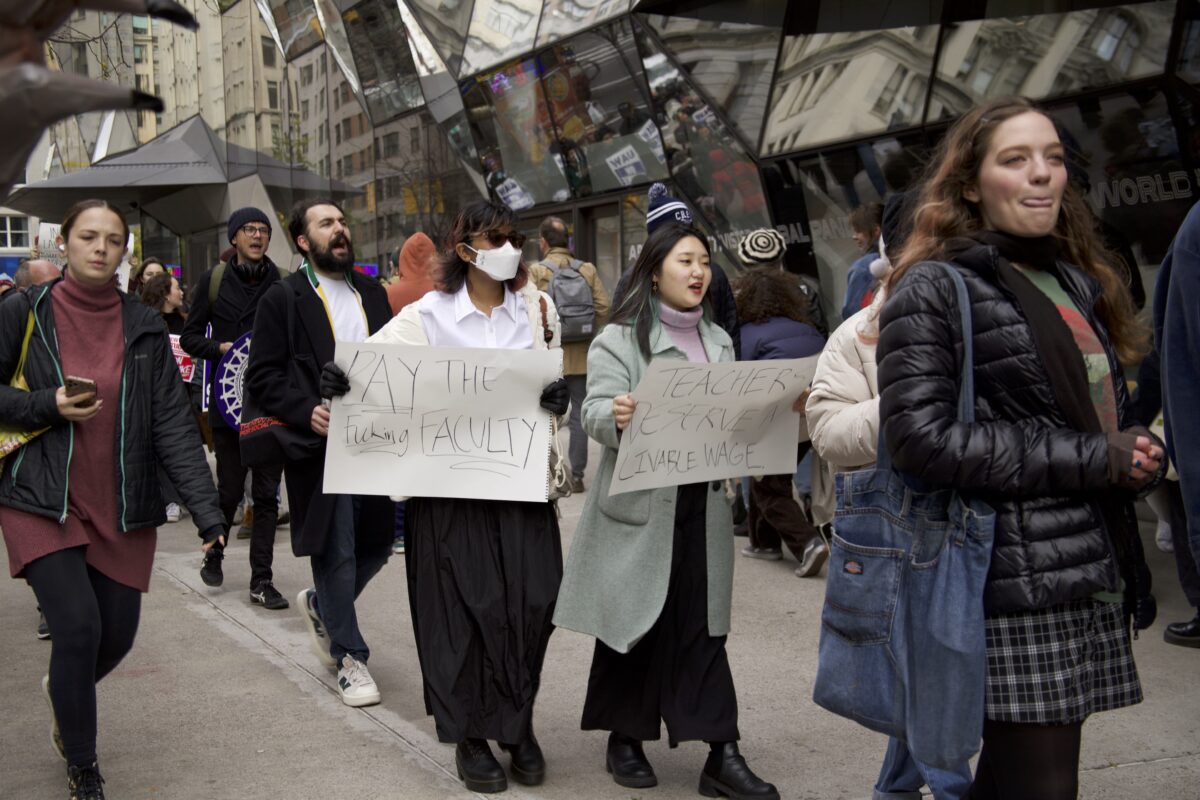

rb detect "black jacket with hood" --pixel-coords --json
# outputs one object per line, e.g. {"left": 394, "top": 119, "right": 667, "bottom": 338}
{"left": 876, "top": 243, "right": 1155, "bottom": 614}
{"left": 0, "top": 279, "right": 223, "bottom": 538}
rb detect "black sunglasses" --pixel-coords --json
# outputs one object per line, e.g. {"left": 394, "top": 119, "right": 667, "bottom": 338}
{"left": 470, "top": 229, "right": 526, "bottom": 249}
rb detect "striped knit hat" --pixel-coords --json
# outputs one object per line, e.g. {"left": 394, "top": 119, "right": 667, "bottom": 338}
{"left": 646, "top": 183, "right": 692, "bottom": 234}
{"left": 737, "top": 228, "right": 786, "bottom": 266}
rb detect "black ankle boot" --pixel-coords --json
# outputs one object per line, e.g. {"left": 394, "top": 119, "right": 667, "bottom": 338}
{"left": 606, "top": 731, "right": 657, "bottom": 788}
{"left": 498, "top": 733, "right": 545, "bottom": 786}
{"left": 67, "top": 761, "right": 105, "bottom": 800}
{"left": 699, "top": 742, "right": 778, "bottom": 800}
{"left": 455, "top": 738, "right": 507, "bottom": 793}
{"left": 1164, "top": 612, "right": 1200, "bottom": 648}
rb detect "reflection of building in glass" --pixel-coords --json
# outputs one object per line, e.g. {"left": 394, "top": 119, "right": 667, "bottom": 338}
{"left": 7, "top": 0, "right": 1199, "bottom": 319}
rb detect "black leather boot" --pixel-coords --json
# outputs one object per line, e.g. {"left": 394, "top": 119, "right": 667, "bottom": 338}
{"left": 1164, "top": 612, "right": 1200, "bottom": 648}
{"left": 455, "top": 738, "right": 507, "bottom": 793}
{"left": 698, "top": 742, "right": 779, "bottom": 800}
{"left": 606, "top": 731, "right": 657, "bottom": 788}
{"left": 498, "top": 734, "right": 545, "bottom": 786}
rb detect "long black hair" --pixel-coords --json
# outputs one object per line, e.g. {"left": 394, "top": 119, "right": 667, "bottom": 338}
{"left": 610, "top": 222, "right": 711, "bottom": 360}
{"left": 437, "top": 199, "right": 527, "bottom": 294}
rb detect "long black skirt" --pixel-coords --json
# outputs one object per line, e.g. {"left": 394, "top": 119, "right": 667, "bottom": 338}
{"left": 406, "top": 496, "right": 563, "bottom": 744}
{"left": 581, "top": 482, "right": 740, "bottom": 745}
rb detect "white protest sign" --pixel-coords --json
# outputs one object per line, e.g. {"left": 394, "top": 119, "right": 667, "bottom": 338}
{"left": 637, "top": 119, "right": 667, "bottom": 165}
{"left": 609, "top": 357, "right": 819, "bottom": 496}
{"left": 605, "top": 144, "right": 647, "bottom": 187}
{"left": 324, "top": 342, "right": 562, "bottom": 502}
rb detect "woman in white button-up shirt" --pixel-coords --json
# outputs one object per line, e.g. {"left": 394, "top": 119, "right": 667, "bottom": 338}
{"left": 365, "top": 200, "right": 567, "bottom": 794}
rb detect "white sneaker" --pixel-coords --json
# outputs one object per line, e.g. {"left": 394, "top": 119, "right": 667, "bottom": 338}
{"left": 297, "top": 588, "right": 336, "bottom": 669}
{"left": 1156, "top": 520, "right": 1174, "bottom": 553}
{"left": 166, "top": 503, "right": 181, "bottom": 523}
{"left": 337, "top": 655, "right": 381, "bottom": 707}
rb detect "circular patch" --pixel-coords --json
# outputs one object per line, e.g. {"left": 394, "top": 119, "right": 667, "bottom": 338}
{"left": 216, "top": 331, "right": 252, "bottom": 429}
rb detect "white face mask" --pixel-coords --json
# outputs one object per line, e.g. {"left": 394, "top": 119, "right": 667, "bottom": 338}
{"left": 467, "top": 241, "right": 522, "bottom": 282}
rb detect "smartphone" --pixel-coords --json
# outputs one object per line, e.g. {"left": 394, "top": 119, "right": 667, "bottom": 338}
{"left": 63, "top": 376, "right": 97, "bottom": 398}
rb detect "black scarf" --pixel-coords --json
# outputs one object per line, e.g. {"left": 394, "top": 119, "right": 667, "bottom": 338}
{"left": 946, "top": 230, "right": 1140, "bottom": 599}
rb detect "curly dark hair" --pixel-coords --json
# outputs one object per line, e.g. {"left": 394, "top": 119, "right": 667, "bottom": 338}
{"left": 733, "top": 267, "right": 811, "bottom": 326}
{"left": 140, "top": 272, "right": 175, "bottom": 311}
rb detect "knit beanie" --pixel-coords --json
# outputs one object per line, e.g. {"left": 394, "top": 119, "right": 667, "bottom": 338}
{"left": 227, "top": 207, "right": 271, "bottom": 243}
{"left": 646, "top": 183, "right": 692, "bottom": 234}
{"left": 737, "top": 228, "right": 785, "bottom": 266}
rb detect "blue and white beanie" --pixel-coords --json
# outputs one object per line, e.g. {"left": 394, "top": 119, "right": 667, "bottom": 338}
{"left": 646, "top": 182, "right": 692, "bottom": 235}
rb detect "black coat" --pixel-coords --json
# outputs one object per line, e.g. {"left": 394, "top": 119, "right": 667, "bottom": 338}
{"left": 877, "top": 245, "right": 1138, "bottom": 614}
{"left": 243, "top": 270, "right": 394, "bottom": 557}
{"left": 0, "top": 280, "right": 223, "bottom": 536}
{"left": 180, "top": 256, "right": 285, "bottom": 428}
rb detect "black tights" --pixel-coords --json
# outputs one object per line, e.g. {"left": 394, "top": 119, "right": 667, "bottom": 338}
{"left": 967, "top": 719, "right": 1083, "bottom": 800}
{"left": 25, "top": 547, "right": 142, "bottom": 767}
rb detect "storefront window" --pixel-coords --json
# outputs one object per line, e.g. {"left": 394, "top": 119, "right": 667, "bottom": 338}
{"left": 632, "top": 19, "right": 772, "bottom": 263}
{"left": 537, "top": 19, "right": 667, "bottom": 198}
{"left": 341, "top": 0, "right": 424, "bottom": 123}
{"left": 537, "top": 0, "right": 632, "bottom": 48}
{"left": 461, "top": 58, "right": 572, "bottom": 209}
{"left": 640, "top": 12, "right": 783, "bottom": 152}
{"left": 761, "top": 25, "right": 939, "bottom": 156}
{"left": 928, "top": 3, "right": 1174, "bottom": 122}
{"left": 461, "top": 0, "right": 543, "bottom": 76}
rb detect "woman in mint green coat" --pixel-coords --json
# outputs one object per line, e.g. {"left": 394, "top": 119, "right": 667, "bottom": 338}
{"left": 553, "top": 222, "right": 779, "bottom": 800}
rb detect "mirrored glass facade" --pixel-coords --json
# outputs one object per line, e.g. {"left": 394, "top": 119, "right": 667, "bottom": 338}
{"left": 19, "top": 0, "right": 1200, "bottom": 320}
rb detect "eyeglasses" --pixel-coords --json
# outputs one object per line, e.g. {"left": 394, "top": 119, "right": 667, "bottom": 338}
{"left": 469, "top": 229, "right": 526, "bottom": 249}
{"left": 240, "top": 224, "right": 271, "bottom": 238}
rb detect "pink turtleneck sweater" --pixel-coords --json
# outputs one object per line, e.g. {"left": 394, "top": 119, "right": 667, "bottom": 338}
{"left": 659, "top": 302, "right": 709, "bottom": 363}
{"left": 0, "top": 274, "right": 156, "bottom": 591}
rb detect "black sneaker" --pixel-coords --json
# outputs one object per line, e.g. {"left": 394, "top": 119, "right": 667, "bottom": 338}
{"left": 200, "top": 549, "right": 224, "bottom": 587}
{"left": 67, "top": 761, "right": 105, "bottom": 800}
{"left": 250, "top": 582, "right": 290, "bottom": 610}
{"left": 37, "top": 609, "right": 51, "bottom": 640}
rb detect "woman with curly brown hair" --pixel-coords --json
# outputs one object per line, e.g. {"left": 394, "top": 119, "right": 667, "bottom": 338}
{"left": 876, "top": 96, "right": 1164, "bottom": 799}
{"left": 733, "top": 267, "right": 828, "bottom": 575}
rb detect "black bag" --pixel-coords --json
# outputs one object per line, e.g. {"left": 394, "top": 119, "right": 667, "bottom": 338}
{"left": 238, "top": 286, "right": 323, "bottom": 468}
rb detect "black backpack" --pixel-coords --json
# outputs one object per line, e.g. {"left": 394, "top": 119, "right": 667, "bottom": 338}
{"left": 544, "top": 258, "right": 596, "bottom": 343}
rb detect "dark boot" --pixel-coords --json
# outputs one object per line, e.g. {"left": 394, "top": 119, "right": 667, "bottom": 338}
{"left": 606, "top": 731, "right": 657, "bottom": 788}
{"left": 498, "top": 734, "right": 545, "bottom": 786}
{"left": 67, "top": 761, "right": 105, "bottom": 800}
{"left": 455, "top": 739, "right": 507, "bottom": 793}
{"left": 1164, "top": 612, "right": 1200, "bottom": 648}
{"left": 699, "top": 742, "right": 779, "bottom": 800}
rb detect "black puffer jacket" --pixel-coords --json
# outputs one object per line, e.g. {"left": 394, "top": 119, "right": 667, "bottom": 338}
{"left": 0, "top": 280, "right": 223, "bottom": 537}
{"left": 877, "top": 244, "right": 1141, "bottom": 613}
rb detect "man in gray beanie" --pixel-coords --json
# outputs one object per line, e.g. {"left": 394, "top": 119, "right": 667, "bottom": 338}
{"left": 181, "top": 206, "right": 290, "bottom": 608}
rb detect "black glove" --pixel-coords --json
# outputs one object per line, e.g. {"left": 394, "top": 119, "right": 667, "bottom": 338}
{"left": 539, "top": 378, "right": 570, "bottom": 416}
{"left": 200, "top": 525, "right": 226, "bottom": 547}
{"left": 320, "top": 361, "right": 351, "bottom": 399}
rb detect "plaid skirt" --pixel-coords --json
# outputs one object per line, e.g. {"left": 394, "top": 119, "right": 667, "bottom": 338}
{"left": 983, "top": 598, "right": 1142, "bottom": 724}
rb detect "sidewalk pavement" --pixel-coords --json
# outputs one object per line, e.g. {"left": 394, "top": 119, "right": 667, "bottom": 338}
{"left": 2, "top": 448, "right": 1198, "bottom": 799}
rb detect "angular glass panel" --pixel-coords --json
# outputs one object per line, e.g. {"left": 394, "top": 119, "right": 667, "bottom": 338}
{"left": 460, "top": 58, "right": 571, "bottom": 208}
{"left": 405, "top": 0, "right": 477, "bottom": 78}
{"left": 254, "top": 0, "right": 324, "bottom": 59}
{"left": 397, "top": 1, "right": 488, "bottom": 197}
{"left": 761, "top": 25, "right": 939, "bottom": 157}
{"left": 314, "top": 0, "right": 364, "bottom": 108}
{"left": 1176, "top": 1, "right": 1200, "bottom": 85}
{"left": 461, "top": 0, "right": 542, "bottom": 76}
{"left": 327, "top": 74, "right": 374, "bottom": 242}
{"left": 196, "top": 0, "right": 229, "bottom": 143}
{"left": 760, "top": 135, "right": 928, "bottom": 325}
{"left": 536, "top": 19, "right": 667, "bottom": 198}
{"left": 536, "top": 0, "right": 632, "bottom": 48}
{"left": 223, "top": 1, "right": 262, "bottom": 179}
{"left": 929, "top": 3, "right": 1175, "bottom": 123}
{"left": 341, "top": 0, "right": 425, "bottom": 123}
{"left": 642, "top": 11, "right": 783, "bottom": 151}
{"left": 632, "top": 20, "right": 772, "bottom": 260}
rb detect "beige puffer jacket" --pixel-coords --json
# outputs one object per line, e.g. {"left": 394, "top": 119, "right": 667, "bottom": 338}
{"left": 805, "top": 304, "right": 880, "bottom": 471}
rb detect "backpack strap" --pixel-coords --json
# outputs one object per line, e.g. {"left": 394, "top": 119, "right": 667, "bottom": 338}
{"left": 537, "top": 296, "right": 554, "bottom": 344}
{"left": 208, "top": 261, "right": 226, "bottom": 306}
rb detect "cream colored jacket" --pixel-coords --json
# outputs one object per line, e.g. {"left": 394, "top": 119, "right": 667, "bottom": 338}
{"left": 805, "top": 305, "right": 880, "bottom": 471}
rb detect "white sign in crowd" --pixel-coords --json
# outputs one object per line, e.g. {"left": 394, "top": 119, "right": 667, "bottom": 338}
{"left": 323, "top": 342, "right": 562, "bottom": 502}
